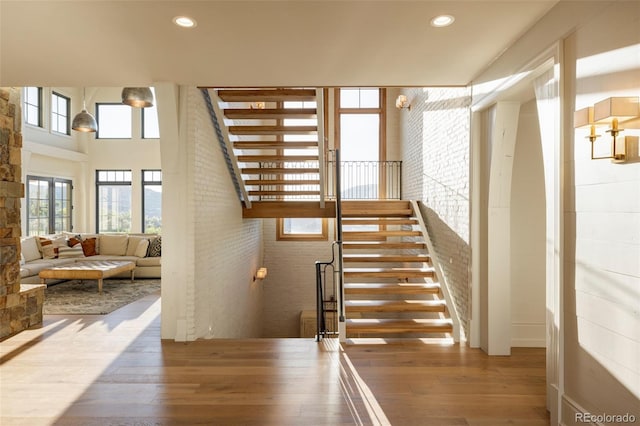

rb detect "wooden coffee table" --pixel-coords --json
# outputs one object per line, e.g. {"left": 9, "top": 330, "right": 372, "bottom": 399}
{"left": 39, "top": 260, "right": 136, "bottom": 293}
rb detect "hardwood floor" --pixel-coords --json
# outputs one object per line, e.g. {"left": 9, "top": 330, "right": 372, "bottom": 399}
{"left": 0, "top": 292, "right": 549, "bottom": 425}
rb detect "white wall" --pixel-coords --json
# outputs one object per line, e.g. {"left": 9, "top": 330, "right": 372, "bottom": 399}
{"left": 510, "top": 98, "right": 546, "bottom": 347}
{"left": 472, "top": 0, "right": 640, "bottom": 422}
{"left": 158, "top": 86, "right": 265, "bottom": 340}
{"left": 261, "top": 219, "right": 334, "bottom": 337}
{"left": 400, "top": 86, "right": 472, "bottom": 340}
{"left": 563, "top": 2, "right": 640, "bottom": 421}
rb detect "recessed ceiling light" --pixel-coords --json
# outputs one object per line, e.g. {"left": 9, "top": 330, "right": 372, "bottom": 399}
{"left": 430, "top": 15, "right": 455, "bottom": 28}
{"left": 173, "top": 16, "right": 197, "bottom": 28}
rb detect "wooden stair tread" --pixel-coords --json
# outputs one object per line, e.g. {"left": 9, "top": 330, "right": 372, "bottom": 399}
{"left": 342, "top": 218, "right": 419, "bottom": 225}
{"left": 218, "top": 89, "right": 317, "bottom": 102}
{"left": 343, "top": 254, "right": 430, "bottom": 263}
{"left": 345, "top": 300, "right": 446, "bottom": 313}
{"left": 241, "top": 167, "right": 319, "bottom": 174}
{"left": 233, "top": 141, "right": 318, "bottom": 149}
{"left": 345, "top": 283, "right": 440, "bottom": 294}
{"left": 342, "top": 209, "right": 413, "bottom": 217}
{"left": 245, "top": 179, "right": 320, "bottom": 186}
{"left": 224, "top": 108, "right": 317, "bottom": 120}
{"left": 229, "top": 125, "right": 317, "bottom": 135}
{"left": 343, "top": 230, "right": 421, "bottom": 238}
{"left": 343, "top": 242, "right": 426, "bottom": 250}
{"left": 249, "top": 190, "right": 319, "bottom": 196}
{"left": 344, "top": 267, "right": 435, "bottom": 278}
{"left": 237, "top": 155, "right": 318, "bottom": 162}
{"left": 346, "top": 318, "right": 453, "bottom": 334}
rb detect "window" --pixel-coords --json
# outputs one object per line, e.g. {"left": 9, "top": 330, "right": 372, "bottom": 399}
{"left": 142, "top": 170, "right": 162, "bottom": 233}
{"left": 96, "top": 103, "right": 132, "bottom": 139}
{"left": 51, "top": 92, "right": 70, "bottom": 135}
{"left": 335, "top": 88, "right": 386, "bottom": 200}
{"left": 277, "top": 218, "right": 328, "bottom": 241}
{"left": 96, "top": 170, "right": 132, "bottom": 233}
{"left": 142, "top": 88, "right": 160, "bottom": 138}
{"left": 26, "top": 176, "right": 72, "bottom": 236}
{"left": 24, "top": 87, "right": 42, "bottom": 127}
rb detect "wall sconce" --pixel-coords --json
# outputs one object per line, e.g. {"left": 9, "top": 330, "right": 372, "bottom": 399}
{"left": 254, "top": 267, "right": 268, "bottom": 281}
{"left": 574, "top": 96, "right": 639, "bottom": 162}
{"left": 251, "top": 101, "right": 265, "bottom": 110}
{"left": 395, "top": 94, "right": 411, "bottom": 110}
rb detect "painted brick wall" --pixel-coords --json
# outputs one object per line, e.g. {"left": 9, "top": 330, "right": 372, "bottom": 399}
{"left": 401, "top": 87, "right": 472, "bottom": 340}
{"left": 189, "top": 87, "right": 264, "bottom": 339}
{"left": 261, "top": 219, "right": 334, "bottom": 337}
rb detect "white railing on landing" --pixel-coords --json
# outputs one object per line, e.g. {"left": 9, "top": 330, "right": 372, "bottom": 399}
{"left": 410, "top": 200, "right": 461, "bottom": 342}
{"left": 316, "top": 89, "right": 326, "bottom": 208}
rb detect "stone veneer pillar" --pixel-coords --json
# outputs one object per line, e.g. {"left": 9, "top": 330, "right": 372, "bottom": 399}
{"left": 0, "top": 87, "right": 44, "bottom": 340}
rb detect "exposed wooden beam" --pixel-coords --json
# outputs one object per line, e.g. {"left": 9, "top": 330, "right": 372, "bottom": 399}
{"left": 217, "top": 89, "right": 316, "bottom": 102}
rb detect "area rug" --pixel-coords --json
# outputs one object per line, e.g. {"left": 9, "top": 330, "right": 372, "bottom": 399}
{"left": 43, "top": 279, "right": 161, "bottom": 315}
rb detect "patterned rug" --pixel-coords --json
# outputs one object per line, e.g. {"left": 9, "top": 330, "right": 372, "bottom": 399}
{"left": 43, "top": 278, "right": 161, "bottom": 315}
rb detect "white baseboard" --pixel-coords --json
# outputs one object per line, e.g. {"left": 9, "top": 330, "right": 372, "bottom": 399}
{"left": 562, "top": 395, "right": 600, "bottom": 426}
{"left": 512, "top": 322, "right": 545, "bottom": 347}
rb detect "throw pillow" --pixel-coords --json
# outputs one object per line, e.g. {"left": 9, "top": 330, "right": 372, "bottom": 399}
{"left": 38, "top": 238, "right": 57, "bottom": 259}
{"left": 100, "top": 234, "right": 129, "bottom": 256}
{"left": 68, "top": 236, "right": 81, "bottom": 247}
{"left": 81, "top": 238, "right": 98, "bottom": 256}
{"left": 134, "top": 239, "right": 150, "bottom": 258}
{"left": 147, "top": 236, "right": 161, "bottom": 257}
{"left": 21, "top": 236, "right": 42, "bottom": 262}
{"left": 126, "top": 236, "right": 147, "bottom": 256}
{"left": 57, "top": 246, "right": 85, "bottom": 258}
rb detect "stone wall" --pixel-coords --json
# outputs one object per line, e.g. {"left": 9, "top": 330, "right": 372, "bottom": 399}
{"left": 0, "top": 87, "right": 44, "bottom": 340}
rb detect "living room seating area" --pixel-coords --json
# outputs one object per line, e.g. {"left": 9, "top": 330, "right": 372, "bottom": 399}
{"left": 19, "top": 233, "right": 161, "bottom": 284}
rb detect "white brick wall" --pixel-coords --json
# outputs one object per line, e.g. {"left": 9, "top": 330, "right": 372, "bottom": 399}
{"left": 261, "top": 219, "right": 335, "bottom": 337}
{"left": 189, "top": 87, "right": 264, "bottom": 339}
{"left": 401, "top": 87, "right": 472, "bottom": 340}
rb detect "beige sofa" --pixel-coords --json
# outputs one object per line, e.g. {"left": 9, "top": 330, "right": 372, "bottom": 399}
{"left": 20, "top": 233, "right": 161, "bottom": 285}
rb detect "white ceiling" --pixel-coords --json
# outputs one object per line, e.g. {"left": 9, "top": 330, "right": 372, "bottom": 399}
{"left": 0, "top": 0, "right": 559, "bottom": 87}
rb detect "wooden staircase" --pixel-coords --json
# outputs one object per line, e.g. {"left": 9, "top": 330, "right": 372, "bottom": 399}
{"left": 215, "top": 88, "right": 324, "bottom": 205}
{"left": 341, "top": 200, "right": 454, "bottom": 340}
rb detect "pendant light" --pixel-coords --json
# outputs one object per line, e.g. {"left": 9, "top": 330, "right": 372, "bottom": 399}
{"left": 72, "top": 88, "right": 98, "bottom": 133}
{"left": 121, "top": 87, "right": 154, "bottom": 108}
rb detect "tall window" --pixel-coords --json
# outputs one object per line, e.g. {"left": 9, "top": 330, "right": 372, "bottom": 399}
{"left": 24, "top": 87, "right": 42, "bottom": 127}
{"left": 26, "top": 176, "right": 72, "bottom": 236}
{"left": 51, "top": 92, "right": 70, "bottom": 135}
{"left": 335, "top": 88, "right": 386, "bottom": 199}
{"left": 142, "top": 170, "right": 162, "bottom": 234}
{"left": 96, "top": 170, "right": 132, "bottom": 233}
{"left": 96, "top": 103, "right": 132, "bottom": 139}
{"left": 142, "top": 88, "right": 160, "bottom": 138}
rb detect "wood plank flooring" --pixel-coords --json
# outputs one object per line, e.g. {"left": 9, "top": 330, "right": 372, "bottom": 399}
{"left": 0, "top": 292, "right": 549, "bottom": 425}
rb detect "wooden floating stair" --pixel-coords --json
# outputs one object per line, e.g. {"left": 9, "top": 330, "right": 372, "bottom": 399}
{"left": 341, "top": 200, "right": 453, "bottom": 339}
{"left": 215, "top": 88, "right": 323, "bottom": 205}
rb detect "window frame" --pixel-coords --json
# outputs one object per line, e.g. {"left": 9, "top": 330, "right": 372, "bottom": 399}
{"left": 95, "top": 169, "right": 133, "bottom": 233}
{"left": 96, "top": 103, "right": 133, "bottom": 139}
{"left": 141, "top": 169, "right": 162, "bottom": 233}
{"left": 26, "top": 175, "right": 73, "bottom": 236}
{"left": 276, "top": 218, "right": 328, "bottom": 241}
{"left": 51, "top": 91, "right": 71, "bottom": 136}
{"left": 24, "top": 87, "right": 43, "bottom": 128}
